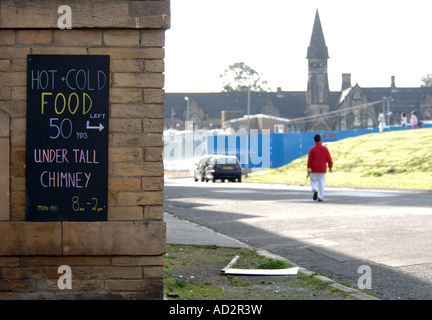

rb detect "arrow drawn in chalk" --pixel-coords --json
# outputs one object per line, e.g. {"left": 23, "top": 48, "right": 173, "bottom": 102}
{"left": 86, "top": 121, "right": 104, "bottom": 132}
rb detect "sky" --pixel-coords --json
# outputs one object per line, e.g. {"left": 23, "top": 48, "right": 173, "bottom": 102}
{"left": 164, "top": 0, "right": 432, "bottom": 93}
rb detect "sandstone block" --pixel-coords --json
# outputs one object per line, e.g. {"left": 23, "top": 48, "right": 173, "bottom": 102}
{"left": 0, "top": 222, "right": 62, "bottom": 255}
{"left": 117, "top": 191, "right": 164, "bottom": 206}
{"left": 62, "top": 221, "right": 166, "bottom": 256}
{"left": 113, "top": 73, "right": 164, "bottom": 88}
{"left": 17, "top": 30, "right": 52, "bottom": 45}
{"left": 104, "top": 30, "right": 140, "bottom": 47}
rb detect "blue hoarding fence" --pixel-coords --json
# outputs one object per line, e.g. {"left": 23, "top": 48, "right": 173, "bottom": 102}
{"left": 207, "top": 123, "right": 431, "bottom": 169}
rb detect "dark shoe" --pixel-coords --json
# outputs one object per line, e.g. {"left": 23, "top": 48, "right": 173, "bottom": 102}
{"left": 313, "top": 191, "right": 318, "bottom": 201}
{"left": 318, "top": 198, "right": 323, "bottom": 202}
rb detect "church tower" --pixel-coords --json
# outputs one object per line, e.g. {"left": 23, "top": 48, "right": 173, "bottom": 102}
{"left": 306, "top": 10, "right": 331, "bottom": 130}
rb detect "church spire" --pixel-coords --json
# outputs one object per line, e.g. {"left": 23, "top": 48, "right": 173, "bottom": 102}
{"left": 307, "top": 9, "right": 328, "bottom": 59}
{"left": 306, "top": 9, "right": 331, "bottom": 131}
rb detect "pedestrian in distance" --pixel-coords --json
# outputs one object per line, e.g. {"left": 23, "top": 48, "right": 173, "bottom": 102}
{"left": 410, "top": 111, "right": 418, "bottom": 129}
{"left": 378, "top": 110, "right": 386, "bottom": 132}
{"left": 401, "top": 112, "right": 407, "bottom": 130}
{"left": 418, "top": 117, "right": 423, "bottom": 128}
{"left": 306, "top": 134, "right": 333, "bottom": 202}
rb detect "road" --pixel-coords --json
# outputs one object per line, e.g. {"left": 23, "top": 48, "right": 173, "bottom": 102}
{"left": 164, "top": 177, "right": 432, "bottom": 300}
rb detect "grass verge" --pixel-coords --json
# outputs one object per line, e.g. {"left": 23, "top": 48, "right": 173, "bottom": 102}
{"left": 164, "top": 244, "right": 360, "bottom": 300}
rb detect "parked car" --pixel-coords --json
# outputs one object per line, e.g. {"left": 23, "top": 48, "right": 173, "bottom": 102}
{"left": 193, "top": 154, "right": 212, "bottom": 182}
{"left": 204, "top": 155, "right": 242, "bottom": 183}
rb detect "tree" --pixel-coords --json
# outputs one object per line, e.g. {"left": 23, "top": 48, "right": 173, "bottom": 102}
{"left": 219, "top": 62, "right": 269, "bottom": 92}
{"left": 421, "top": 73, "right": 432, "bottom": 87}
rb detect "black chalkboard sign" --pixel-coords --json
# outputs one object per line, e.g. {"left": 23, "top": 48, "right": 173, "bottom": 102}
{"left": 25, "top": 55, "right": 109, "bottom": 221}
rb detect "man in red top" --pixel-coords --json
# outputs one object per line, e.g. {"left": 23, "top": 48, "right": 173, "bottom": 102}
{"left": 307, "top": 134, "right": 333, "bottom": 202}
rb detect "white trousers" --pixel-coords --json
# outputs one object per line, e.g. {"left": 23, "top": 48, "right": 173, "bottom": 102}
{"left": 310, "top": 173, "right": 326, "bottom": 200}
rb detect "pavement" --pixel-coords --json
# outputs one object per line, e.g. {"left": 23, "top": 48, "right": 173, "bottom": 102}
{"left": 164, "top": 211, "right": 380, "bottom": 300}
{"left": 165, "top": 212, "right": 249, "bottom": 248}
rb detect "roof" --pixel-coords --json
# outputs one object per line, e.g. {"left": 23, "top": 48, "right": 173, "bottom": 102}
{"left": 223, "top": 113, "right": 291, "bottom": 124}
{"left": 164, "top": 91, "right": 308, "bottom": 120}
{"left": 360, "top": 87, "right": 432, "bottom": 113}
{"left": 165, "top": 86, "right": 431, "bottom": 122}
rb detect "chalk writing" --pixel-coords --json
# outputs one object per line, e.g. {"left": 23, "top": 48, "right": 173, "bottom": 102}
{"left": 40, "top": 171, "right": 91, "bottom": 188}
{"left": 41, "top": 92, "right": 92, "bottom": 115}
{"left": 26, "top": 55, "right": 109, "bottom": 221}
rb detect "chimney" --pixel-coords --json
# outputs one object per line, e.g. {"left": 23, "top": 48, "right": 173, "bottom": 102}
{"left": 391, "top": 75, "right": 396, "bottom": 89}
{"left": 341, "top": 73, "right": 351, "bottom": 91}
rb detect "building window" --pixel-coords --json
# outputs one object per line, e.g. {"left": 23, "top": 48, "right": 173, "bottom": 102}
{"left": 274, "top": 124, "right": 284, "bottom": 133}
{"left": 353, "top": 92, "right": 361, "bottom": 100}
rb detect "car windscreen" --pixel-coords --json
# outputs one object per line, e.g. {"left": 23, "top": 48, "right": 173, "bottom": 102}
{"left": 215, "top": 157, "right": 238, "bottom": 165}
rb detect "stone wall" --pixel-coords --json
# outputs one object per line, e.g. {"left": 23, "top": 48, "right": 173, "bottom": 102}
{"left": 0, "top": 0, "right": 169, "bottom": 299}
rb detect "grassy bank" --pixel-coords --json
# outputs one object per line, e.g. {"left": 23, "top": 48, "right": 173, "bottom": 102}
{"left": 247, "top": 128, "right": 432, "bottom": 190}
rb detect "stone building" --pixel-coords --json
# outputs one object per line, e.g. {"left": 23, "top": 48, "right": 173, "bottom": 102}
{"left": 165, "top": 10, "right": 432, "bottom": 132}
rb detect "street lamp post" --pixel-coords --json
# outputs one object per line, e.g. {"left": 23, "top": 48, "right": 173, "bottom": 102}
{"left": 171, "top": 107, "right": 174, "bottom": 129}
{"left": 245, "top": 74, "right": 251, "bottom": 178}
{"left": 344, "top": 97, "right": 347, "bottom": 130}
{"left": 184, "top": 96, "right": 190, "bottom": 130}
{"left": 383, "top": 96, "right": 392, "bottom": 128}
{"left": 387, "top": 98, "right": 391, "bottom": 126}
